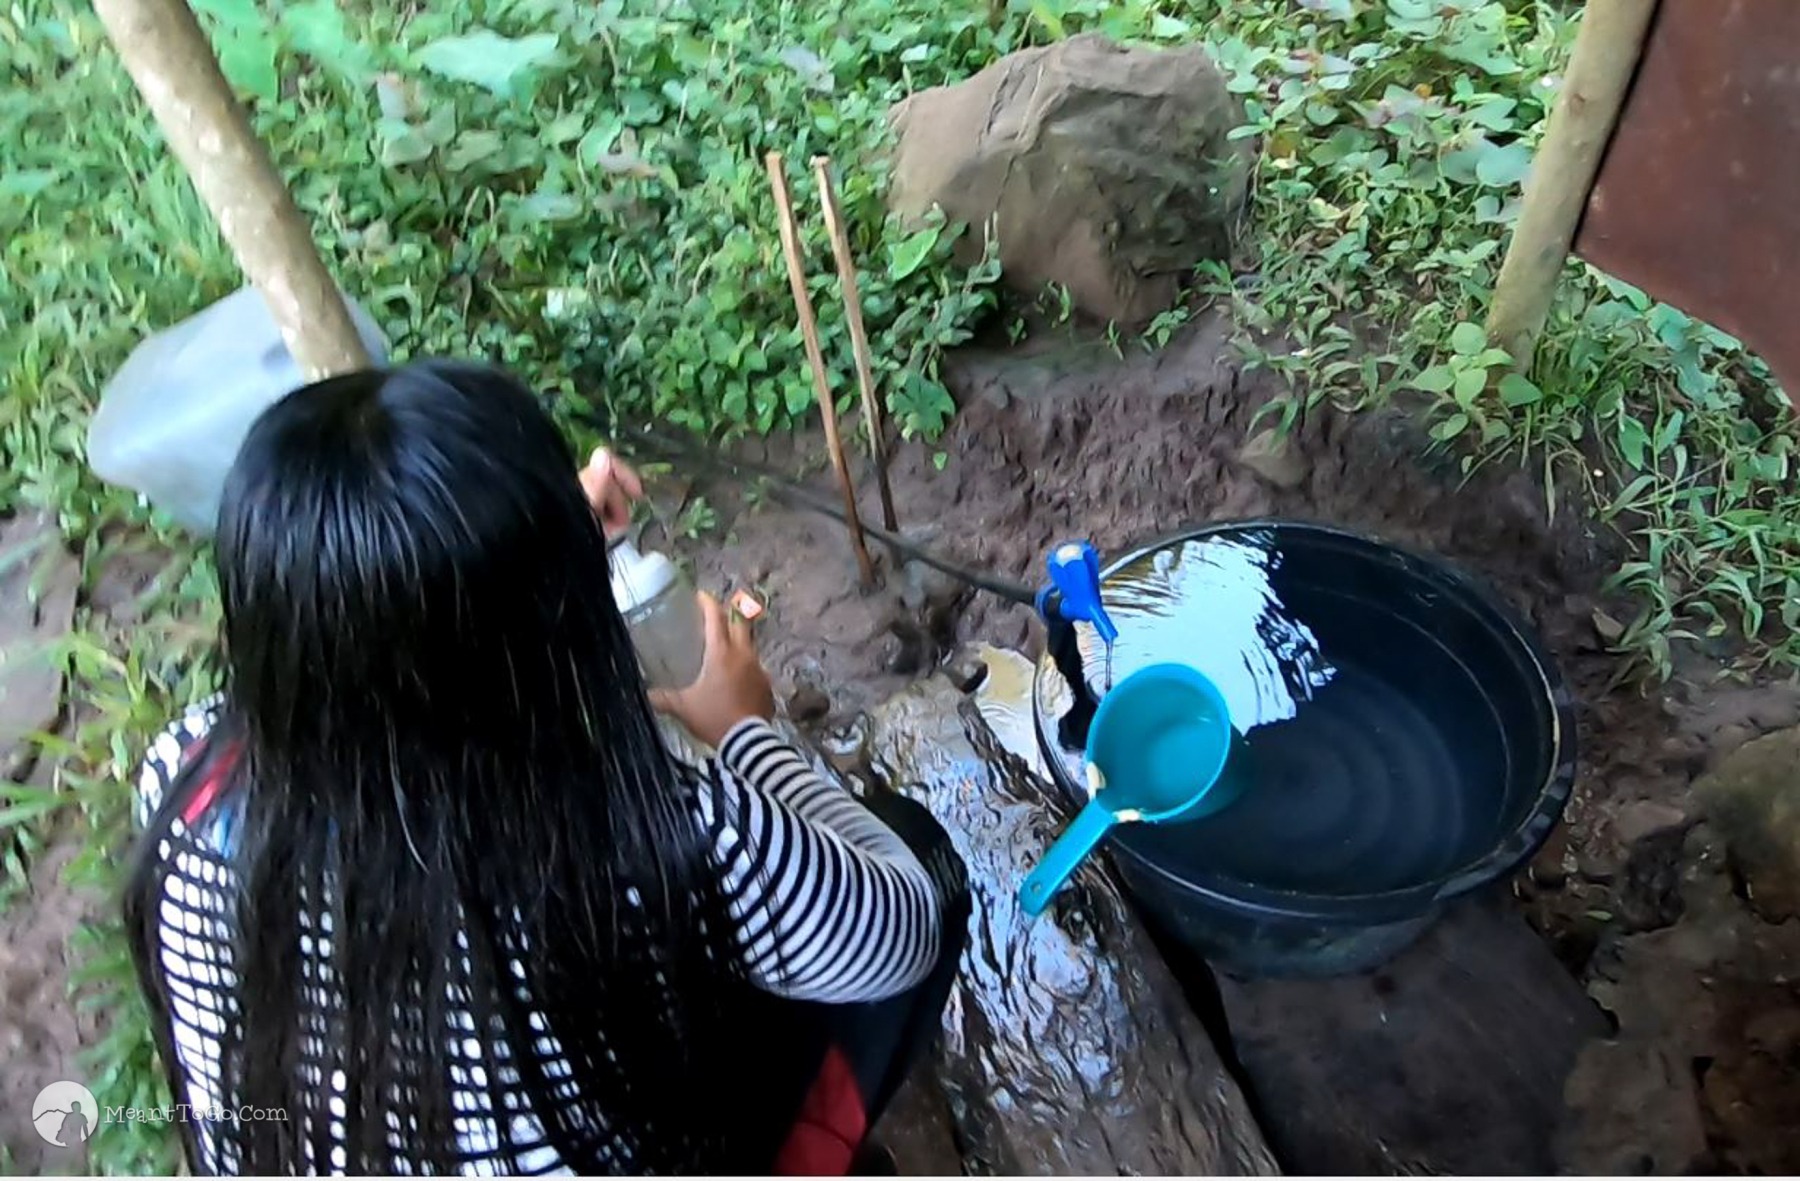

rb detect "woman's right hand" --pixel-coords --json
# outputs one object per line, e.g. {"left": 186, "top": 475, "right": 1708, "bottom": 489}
{"left": 579, "top": 447, "right": 644, "bottom": 539}
{"left": 649, "top": 592, "right": 775, "bottom": 747}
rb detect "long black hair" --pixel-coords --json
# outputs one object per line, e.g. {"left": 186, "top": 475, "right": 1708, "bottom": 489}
{"left": 126, "top": 361, "right": 764, "bottom": 1173}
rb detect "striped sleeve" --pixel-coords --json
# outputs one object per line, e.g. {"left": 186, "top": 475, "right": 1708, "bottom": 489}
{"left": 136, "top": 697, "right": 225, "bottom": 828}
{"left": 695, "top": 719, "right": 942, "bottom": 1005}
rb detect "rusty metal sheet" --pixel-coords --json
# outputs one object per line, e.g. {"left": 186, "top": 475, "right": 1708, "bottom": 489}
{"left": 1575, "top": 0, "right": 1800, "bottom": 405}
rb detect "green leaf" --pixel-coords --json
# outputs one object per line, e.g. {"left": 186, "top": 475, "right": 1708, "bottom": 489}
{"left": 1617, "top": 416, "right": 1651, "bottom": 471}
{"left": 1449, "top": 321, "right": 1487, "bottom": 356}
{"left": 416, "top": 30, "right": 560, "bottom": 99}
{"left": 217, "top": 30, "right": 279, "bottom": 104}
{"left": 1453, "top": 367, "right": 1486, "bottom": 403}
{"left": 543, "top": 112, "right": 587, "bottom": 146}
{"left": 1150, "top": 14, "right": 1192, "bottom": 39}
{"left": 0, "top": 169, "right": 59, "bottom": 202}
{"left": 1498, "top": 373, "right": 1543, "bottom": 406}
{"left": 1431, "top": 412, "right": 1470, "bottom": 442}
{"left": 1475, "top": 141, "right": 1532, "bottom": 188}
{"left": 376, "top": 119, "right": 434, "bottom": 166}
{"left": 1296, "top": 0, "right": 1356, "bottom": 21}
{"left": 1412, "top": 364, "right": 1455, "bottom": 393}
{"left": 281, "top": 1, "right": 371, "bottom": 79}
{"left": 886, "top": 226, "right": 940, "bottom": 281}
{"left": 188, "top": 0, "right": 261, "bottom": 29}
{"left": 1654, "top": 409, "right": 1686, "bottom": 455}
{"left": 444, "top": 131, "right": 504, "bottom": 172}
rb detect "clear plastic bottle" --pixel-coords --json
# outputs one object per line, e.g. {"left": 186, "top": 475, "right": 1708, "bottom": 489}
{"left": 86, "top": 285, "right": 389, "bottom": 535}
{"left": 608, "top": 537, "right": 705, "bottom": 691}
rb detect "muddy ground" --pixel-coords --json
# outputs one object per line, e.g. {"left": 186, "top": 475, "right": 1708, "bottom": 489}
{"left": 3, "top": 309, "right": 1797, "bottom": 1172}
{"left": 659, "top": 311, "right": 1800, "bottom": 1173}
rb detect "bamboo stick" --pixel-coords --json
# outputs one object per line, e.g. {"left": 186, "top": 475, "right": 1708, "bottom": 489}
{"left": 93, "top": 0, "right": 372, "bottom": 379}
{"left": 765, "top": 152, "right": 876, "bottom": 587}
{"left": 1486, "top": 0, "right": 1658, "bottom": 367}
{"left": 812, "top": 156, "right": 899, "bottom": 535}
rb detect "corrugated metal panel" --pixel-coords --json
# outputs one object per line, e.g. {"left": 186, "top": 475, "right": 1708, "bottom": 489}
{"left": 1575, "top": 0, "right": 1800, "bottom": 404}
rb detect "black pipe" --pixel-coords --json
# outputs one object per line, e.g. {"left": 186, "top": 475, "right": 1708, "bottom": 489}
{"left": 593, "top": 416, "right": 1039, "bottom": 606}
{"left": 586, "top": 413, "right": 1099, "bottom": 738}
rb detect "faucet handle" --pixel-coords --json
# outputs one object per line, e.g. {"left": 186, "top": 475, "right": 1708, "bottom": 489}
{"left": 1045, "top": 540, "right": 1118, "bottom": 646}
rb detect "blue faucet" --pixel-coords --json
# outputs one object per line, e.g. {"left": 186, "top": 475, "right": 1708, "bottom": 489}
{"left": 1035, "top": 540, "right": 1118, "bottom": 644}
{"left": 1034, "top": 540, "right": 1116, "bottom": 750}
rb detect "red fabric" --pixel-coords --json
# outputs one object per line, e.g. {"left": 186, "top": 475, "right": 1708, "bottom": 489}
{"left": 774, "top": 1046, "right": 867, "bottom": 1176}
{"left": 180, "top": 739, "right": 241, "bottom": 827}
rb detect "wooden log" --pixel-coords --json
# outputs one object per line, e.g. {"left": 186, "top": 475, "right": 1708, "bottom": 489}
{"left": 92, "top": 0, "right": 372, "bottom": 379}
{"left": 1486, "top": 0, "right": 1657, "bottom": 367}
{"left": 765, "top": 152, "right": 876, "bottom": 587}
{"left": 862, "top": 671, "right": 1278, "bottom": 1175}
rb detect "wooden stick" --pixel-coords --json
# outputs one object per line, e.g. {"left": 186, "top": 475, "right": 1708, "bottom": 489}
{"left": 812, "top": 156, "right": 899, "bottom": 535}
{"left": 1486, "top": 0, "right": 1657, "bottom": 367}
{"left": 93, "top": 0, "right": 372, "bottom": 379}
{"left": 765, "top": 152, "right": 876, "bottom": 587}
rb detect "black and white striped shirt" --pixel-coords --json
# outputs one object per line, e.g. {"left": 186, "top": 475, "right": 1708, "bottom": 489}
{"left": 135, "top": 702, "right": 942, "bottom": 1174}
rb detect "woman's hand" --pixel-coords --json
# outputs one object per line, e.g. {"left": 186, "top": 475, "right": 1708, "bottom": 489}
{"left": 579, "top": 447, "right": 644, "bottom": 539}
{"left": 649, "top": 593, "right": 775, "bottom": 747}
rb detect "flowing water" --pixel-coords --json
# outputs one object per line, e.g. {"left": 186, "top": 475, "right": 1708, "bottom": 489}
{"left": 1033, "top": 527, "right": 1513, "bottom": 897}
{"left": 861, "top": 674, "right": 1277, "bottom": 1175}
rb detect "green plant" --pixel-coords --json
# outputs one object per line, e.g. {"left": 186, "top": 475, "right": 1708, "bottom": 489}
{"left": 1407, "top": 320, "right": 1540, "bottom": 451}
{"left": 672, "top": 495, "right": 719, "bottom": 541}
{"left": 4, "top": 0, "right": 1017, "bottom": 1167}
{"left": 1147, "top": 0, "right": 1797, "bottom": 678}
{"left": 7, "top": 0, "right": 1800, "bottom": 1174}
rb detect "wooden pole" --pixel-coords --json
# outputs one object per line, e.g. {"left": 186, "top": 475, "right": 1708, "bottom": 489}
{"left": 1486, "top": 0, "right": 1657, "bottom": 367}
{"left": 92, "top": 0, "right": 372, "bottom": 379}
{"left": 765, "top": 152, "right": 876, "bottom": 587}
{"left": 811, "top": 156, "right": 900, "bottom": 535}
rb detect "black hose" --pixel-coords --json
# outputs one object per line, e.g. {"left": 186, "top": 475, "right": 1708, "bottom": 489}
{"left": 594, "top": 416, "right": 1040, "bottom": 607}
{"left": 586, "top": 413, "right": 1102, "bottom": 745}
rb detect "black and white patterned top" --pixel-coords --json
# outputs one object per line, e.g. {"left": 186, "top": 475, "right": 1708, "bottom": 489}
{"left": 135, "top": 700, "right": 943, "bottom": 1174}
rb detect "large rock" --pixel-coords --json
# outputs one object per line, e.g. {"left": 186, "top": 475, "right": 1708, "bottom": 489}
{"left": 1694, "top": 725, "right": 1800, "bottom": 919}
{"left": 888, "top": 34, "right": 1253, "bottom": 325}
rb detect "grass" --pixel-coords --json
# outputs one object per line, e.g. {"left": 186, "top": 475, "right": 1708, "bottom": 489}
{"left": 1, "top": 0, "right": 1794, "bottom": 1172}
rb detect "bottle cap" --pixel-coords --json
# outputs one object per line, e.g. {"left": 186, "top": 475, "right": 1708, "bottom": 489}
{"left": 608, "top": 539, "right": 681, "bottom": 613}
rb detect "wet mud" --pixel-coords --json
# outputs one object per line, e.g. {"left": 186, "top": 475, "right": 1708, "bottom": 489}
{"left": 663, "top": 310, "right": 1800, "bottom": 1172}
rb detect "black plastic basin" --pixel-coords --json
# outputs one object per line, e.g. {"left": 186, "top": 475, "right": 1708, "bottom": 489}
{"left": 1031, "top": 521, "right": 1576, "bottom": 978}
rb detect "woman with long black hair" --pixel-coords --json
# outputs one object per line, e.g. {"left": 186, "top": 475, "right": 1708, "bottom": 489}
{"left": 125, "top": 360, "right": 969, "bottom": 1175}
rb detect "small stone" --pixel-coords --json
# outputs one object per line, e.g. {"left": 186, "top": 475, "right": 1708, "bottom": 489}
{"left": 1576, "top": 852, "right": 1618, "bottom": 886}
{"left": 945, "top": 648, "right": 990, "bottom": 694}
{"left": 821, "top": 717, "right": 870, "bottom": 777}
{"left": 1613, "top": 800, "right": 1690, "bottom": 846}
{"left": 1235, "top": 428, "right": 1310, "bottom": 490}
{"left": 786, "top": 685, "right": 830, "bottom": 725}
{"left": 1530, "top": 826, "right": 1571, "bottom": 889}
{"left": 1591, "top": 608, "right": 1626, "bottom": 644}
